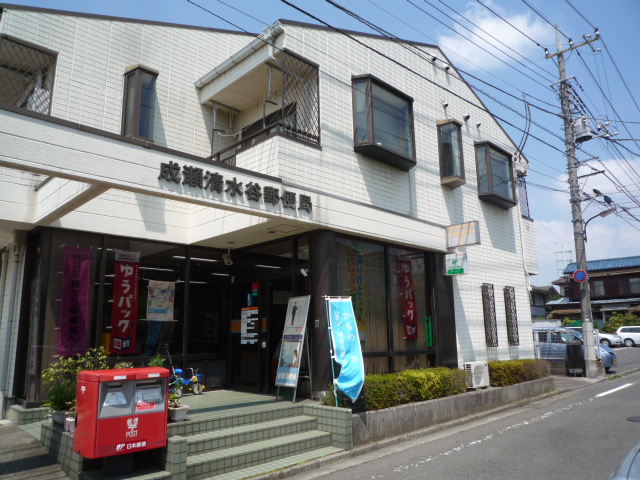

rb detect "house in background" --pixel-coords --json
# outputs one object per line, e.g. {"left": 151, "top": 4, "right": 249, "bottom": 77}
{"left": 0, "top": 4, "right": 538, "bottom": 420}
{"left": 530, "top": 285, "right": 559, "bottom": 326}
{"left": 549, "top": 256, "right": 640, "bottom": 326}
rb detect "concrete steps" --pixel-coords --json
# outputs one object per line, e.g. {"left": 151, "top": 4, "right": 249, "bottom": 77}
{"left": 187, "top": 430, "right": 332, "bottom": 480}
{"left": 204, "top": 446, "right": 344, "bottom": 480}
{"left": 185, "top": 415, "right": 317, "bottom": 455}
{"left": 167, "top": 400, "right": 345, "bottom": 480}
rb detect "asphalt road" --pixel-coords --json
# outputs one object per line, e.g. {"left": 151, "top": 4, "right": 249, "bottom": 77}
{"left": 608, "top": 344, "right": 640, "bottom": 375}
{"left": 289, "top": 347, "right": 640, "bottom": 480}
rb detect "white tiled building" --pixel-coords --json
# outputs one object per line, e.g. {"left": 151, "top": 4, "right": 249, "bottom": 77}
{"left": 0, "top": 4, "right": 537, "bottom": 414}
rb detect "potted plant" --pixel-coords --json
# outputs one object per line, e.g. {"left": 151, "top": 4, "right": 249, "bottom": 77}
{"left": 148, "top": 352, "right": 166, "bottom": 368}
{"left": 168, "top": 390, "right": 189, "bottom": 422}
{"left": 43, "top": 382, "right": 76, "bottom": 425}
{"left": 41, "top": 347, "right": 109, "bottom": 426}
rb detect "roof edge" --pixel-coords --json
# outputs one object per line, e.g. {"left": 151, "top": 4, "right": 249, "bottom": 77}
{"left": 0, "top": 3, "right": 255, "bottom": 36}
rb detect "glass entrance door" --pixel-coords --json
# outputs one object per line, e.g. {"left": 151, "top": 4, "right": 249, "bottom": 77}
{"left": 229, "top": 276, "right": 298, "bottom": 393}
{"left": 229, "top": 282, "right": 264, "bottom": 392}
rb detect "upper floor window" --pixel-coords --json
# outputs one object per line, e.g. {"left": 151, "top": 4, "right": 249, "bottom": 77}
{"left": 122, "top": 66, "right": 157, "bottom": 141}
{"left": 437, "top": 120, "right": 465, "bottom": 188}
{"left": 475, "top": 142, "right": 516, "bottom": 209}
{"left": 0, "top": 35, "right": 56, "bottom": 114}
{"left": 591, "top": 279, "right": 605, "bottom": 297}
{"left": 352, "top": 75, "right": 416, "bottom": 171}
{"left": 630, "top": 278, "right": 640, "bottom": 295}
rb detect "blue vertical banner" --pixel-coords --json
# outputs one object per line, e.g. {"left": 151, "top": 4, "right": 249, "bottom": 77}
{"left": 327, "top": 297, "right": 365, "bottom": 403}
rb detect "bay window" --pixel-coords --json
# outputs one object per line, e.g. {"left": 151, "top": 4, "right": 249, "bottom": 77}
{"left": 352, "top": 75, "right": 416, "bottom": 171}
{"left": 438, "top": 120, "right": 465, "bottom": 188}
{"left": 475, "top": 142, "right": 516, "bottom": 209}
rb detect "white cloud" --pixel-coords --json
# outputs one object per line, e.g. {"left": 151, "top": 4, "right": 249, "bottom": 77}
{"left": 436, "top": 1, "right": 553, "bottom": 72}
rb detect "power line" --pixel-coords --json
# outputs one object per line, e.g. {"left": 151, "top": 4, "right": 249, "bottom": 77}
{"left": 476, "top": 0, "right": 547, "bottom": 51}
{"left": 366, "top": 0, "right": 559, "bottom": 112}
{"left": 279, "top": 0, "right": 569, "bottom": 154}
{"left": 564, "top": 0, "right": 640, "bottom": 116}
{"left": 328, "top": 0, "right": 560, "bottom": 118}
{"left": 434, "top": 0, "right": 557, "bottom": 81}
{"left": 187, "top": 0, "right": 588, "bottom": 194}
{"left": 521, "top": 0, "right": 570, "bottom": 41}
{"left": 403, "top": 0, "right": 556, "bottom": 87}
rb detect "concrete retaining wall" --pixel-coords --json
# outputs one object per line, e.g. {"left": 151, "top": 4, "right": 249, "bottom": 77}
{"left": 352, "top": 377, "right": 554, "bottom": 446}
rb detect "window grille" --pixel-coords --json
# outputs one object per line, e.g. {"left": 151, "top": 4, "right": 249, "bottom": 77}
{"left": 517, "top": 177, "right": 531, "bottom": 218}
{"left": 481, "top": 283, "right": 498, "bottom": 347}
{"left": 504, "top": 286, "right": 519, "bottom": 346}
{"left": 0, "top": 35, "right": 56, "bottom": 114}
{"left": 282, "top": 51, "right": 320, "bottom": 143}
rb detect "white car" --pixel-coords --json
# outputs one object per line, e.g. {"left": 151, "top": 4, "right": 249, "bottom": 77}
{"left": 565, "top": 327, "right": 623, "bottom": 348}
{"left": 616, "top": 326, "right": 640, "bottom": 347}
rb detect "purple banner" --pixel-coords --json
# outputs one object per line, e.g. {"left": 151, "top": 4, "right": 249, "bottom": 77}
{"left": 58, "top": 246, "right": 92, "bottom": 356}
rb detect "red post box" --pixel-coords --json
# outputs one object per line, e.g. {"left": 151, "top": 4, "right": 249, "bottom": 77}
{"left": 73, "top": 367, "right": 169, "bottom": 459}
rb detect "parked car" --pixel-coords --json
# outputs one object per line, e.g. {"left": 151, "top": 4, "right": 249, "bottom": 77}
{"left": 533, "top": 327, "right": 617, "bottom": 372}
{"left": 607, "top": 439, "right": 640, "bottom": 479}
{"left": 616, "top": 326, "right": 640, "bottom": 347}
{"left": 564, "top": 326, "right": 623, "bottom": 348}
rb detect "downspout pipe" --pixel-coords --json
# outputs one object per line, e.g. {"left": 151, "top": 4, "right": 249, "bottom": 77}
{"left": 0, "top": 233, "right": 26, "bottom": 419}
{"left": 194, "top": 23, "right": 283, "bottom": 89}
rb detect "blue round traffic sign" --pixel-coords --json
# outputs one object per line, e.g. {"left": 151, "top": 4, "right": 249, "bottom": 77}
{"left": 573, "top": 270, "right": 588, "bottom": 282}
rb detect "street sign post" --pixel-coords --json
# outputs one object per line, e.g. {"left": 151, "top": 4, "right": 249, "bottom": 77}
{"left": 573, "top": 269, "right": 588, "bottom": 282}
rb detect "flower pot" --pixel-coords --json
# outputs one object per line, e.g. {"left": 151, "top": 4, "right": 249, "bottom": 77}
{"left": 168, "top": 405, "right": 189, "bottom": 422}
{"left": 51, "top": 410, "right": 68, "bottom": 426}
{"left": 65, "top": 416, "right": 76, "bottom": 433}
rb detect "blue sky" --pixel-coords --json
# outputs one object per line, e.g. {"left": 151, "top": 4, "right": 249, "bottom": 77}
{"left": 4, "top": 0, "right": 640, "bottom": 287}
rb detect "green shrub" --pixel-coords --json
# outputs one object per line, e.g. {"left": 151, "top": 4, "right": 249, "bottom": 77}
{"left": 488, "top": 359, "right": 549, "bottom": 387}
{"left": 41, "top": 347, "right": 109, "bottom": 411}
{"left": 322, "top": 366, "right": 467, "bottom": 412}
{"left": 148, "top": 352, "right": 166, "bottom": 368}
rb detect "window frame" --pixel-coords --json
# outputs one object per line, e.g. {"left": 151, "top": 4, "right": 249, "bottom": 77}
{"left": 481, "top": 283, "right": 499, "bottom": 347}
{"left": 121, "top": 65, "right": 158, "bottom": 142}
{"left": 0, "top": 34, "right": 58, "bottom": 115}
{"left": 475, "top": 141, "right": 517, "bottom": 209}
{"left": 437, "top": 120, "right": 465, "bottom": 188}
{"left": 504, "top": 286, "right": 519, "bottom": 346}
{"left": 591, "top": 279, "right": 605, "bottom": 298}
{"left": 351, "top": 74, "right": 416, "bottom": 171}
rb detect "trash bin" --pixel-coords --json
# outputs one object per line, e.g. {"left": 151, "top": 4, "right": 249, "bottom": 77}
{"left": 566, "top": 340, "right": 584, "bottom": 377}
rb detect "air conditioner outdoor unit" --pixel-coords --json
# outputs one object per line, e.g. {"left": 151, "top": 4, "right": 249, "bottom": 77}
{"left": 463, "top": 361, "right": 489, "bottom": 389}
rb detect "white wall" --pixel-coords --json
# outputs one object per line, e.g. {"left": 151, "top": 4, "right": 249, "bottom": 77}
{"left": 0, "top": 8, "right": 538, "bottom": 364}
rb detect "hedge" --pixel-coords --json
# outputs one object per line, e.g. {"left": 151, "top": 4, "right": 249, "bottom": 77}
{"left": 322, "top": 359, "right": 550, "bottom": 411}
{"left": 488, "top": 359, "right": 550, "bottom": 387}
{"left": 322, "top": 367, "right": 467, "bottom": 411}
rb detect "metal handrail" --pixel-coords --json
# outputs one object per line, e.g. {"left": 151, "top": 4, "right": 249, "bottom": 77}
{"left": 208, "top": 121, "right": 319, "bottom": 163}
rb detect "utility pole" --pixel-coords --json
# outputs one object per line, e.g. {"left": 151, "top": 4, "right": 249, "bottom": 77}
{"left": 546, "top": 28, "right": 601, "bottom": 379}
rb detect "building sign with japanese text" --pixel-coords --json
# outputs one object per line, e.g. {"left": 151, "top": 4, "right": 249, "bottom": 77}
{"left": 445, "top": 252, "right": 468, "bottom": 276}
{"left": 158, "top": 160, "right": 313, "bottom": 214}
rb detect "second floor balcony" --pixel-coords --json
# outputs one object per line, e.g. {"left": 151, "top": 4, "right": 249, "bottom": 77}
{"left": 196, "top": 27, "right": 319, "bottom": 168}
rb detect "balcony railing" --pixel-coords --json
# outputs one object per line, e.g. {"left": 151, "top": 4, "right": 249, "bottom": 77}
{"left": 209, "top": 120, "right": 319, "bottom": 166}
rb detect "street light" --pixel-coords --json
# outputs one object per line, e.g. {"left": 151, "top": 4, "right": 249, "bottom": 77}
{"left": 583, "top": 207, "right": 616, "bottom": 242}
